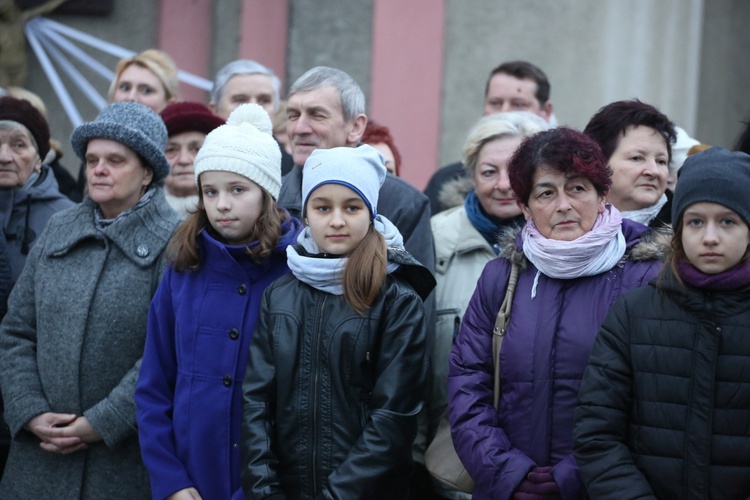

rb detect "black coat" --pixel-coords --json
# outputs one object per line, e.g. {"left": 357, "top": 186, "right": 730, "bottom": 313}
{"left": 241, "top": 249, "right": 434, "bottom": 499}
{"left": 574, "top": 270, "right": 750, "bottom": 499}
{"left": 649, "top": 189, "right": 674, "bottom": 229}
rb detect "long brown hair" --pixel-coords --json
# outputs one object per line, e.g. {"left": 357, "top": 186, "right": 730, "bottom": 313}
{"left": 342, "top": 224, "right": 387, "bottom": 315}
{"left": 167, "top": 182, "right": 286, "bottom": 272}
{"left": 659, "top": 220, "right": 688, "bottom": 287}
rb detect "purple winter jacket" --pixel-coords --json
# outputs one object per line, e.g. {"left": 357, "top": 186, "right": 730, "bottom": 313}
{"left": 447, "top": 220, "right": 665, "bottom": 500}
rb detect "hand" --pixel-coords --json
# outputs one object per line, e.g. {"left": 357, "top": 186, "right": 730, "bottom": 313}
{"left": 26, "top": 412, "right": 85, "bottom": 454}
{"left": 512, "top": 466, "right": 561, "bottom": 500}
{"left": 167, "top": 487, "right": 202, "bottom": 500}
{"left": 26, "top": 413, "right": 102, "bottom": 454}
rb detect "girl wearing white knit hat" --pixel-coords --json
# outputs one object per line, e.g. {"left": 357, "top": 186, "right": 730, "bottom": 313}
{"left": 240, "top": 144, "right": 436, "bottom": 498}
{"left": 135, "top": 104, "right": 303, "bottom": 500}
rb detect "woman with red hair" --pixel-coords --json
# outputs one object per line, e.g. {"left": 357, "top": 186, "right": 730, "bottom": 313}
{"left": 361, "top": 120, "right": 401, "bottom": 176}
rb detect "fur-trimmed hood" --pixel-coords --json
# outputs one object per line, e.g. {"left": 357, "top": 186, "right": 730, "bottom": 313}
{"left": 495, "top": 219, "right": 672, "bottom": 271}
{"left": 437, "top": 174, "right": 473, "bottom": 210}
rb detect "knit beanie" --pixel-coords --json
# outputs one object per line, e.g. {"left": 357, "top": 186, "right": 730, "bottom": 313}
{"left": 193, "top": 103, "right": 281, "bottom": 200}
{"left": 673, "top": 146, "right": 750, "bottom": 226}
{"left": 71, "top": 101, "right": 170, "bottom": 182}
{"left": 302, "top": 144, "right": 387, "bottom": 219}
{"left": 669, "top": 126, "right": 700, "bottom": 174}
{"left": 0, "top": 96, "right": 50, "bottom": 160}
{"left": 160, "top": 101, "right": 225, "bottom": 137}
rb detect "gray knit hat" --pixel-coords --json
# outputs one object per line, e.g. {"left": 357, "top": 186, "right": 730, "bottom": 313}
{"left": 71, "top": 102, "right": 170, "bottom": 182}
{"left": 193, "top": 103, "right": 281, "bottom": 200}
{"left": 673, "top": 146, "right": 750, "bottom": 226}
{"left": 302, "top": 144, "right": 387, "bottom": 219}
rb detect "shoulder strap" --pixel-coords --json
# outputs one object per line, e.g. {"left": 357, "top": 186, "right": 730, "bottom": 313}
{"left": 492, "top": 263, "right": 519, "bottom": 408}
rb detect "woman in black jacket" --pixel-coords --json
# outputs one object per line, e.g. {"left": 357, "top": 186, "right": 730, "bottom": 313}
{"left": 241, "top": 145, "right": 435, "bottom": 499}
{"left": 574, "top": 147, "right": 750, "bottom": 499}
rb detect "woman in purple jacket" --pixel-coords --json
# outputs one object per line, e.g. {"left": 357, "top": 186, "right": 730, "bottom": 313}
{"left": 134, "top": 104, "right": 302, "bottom": 500}
{"left": 447, "top": 128, "right": 667, "bottom": 500}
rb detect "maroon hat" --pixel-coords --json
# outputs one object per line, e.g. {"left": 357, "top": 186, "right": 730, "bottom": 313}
{"left": 0, "top": 96, "right": 51, "bottom": 160}
{"left": 160, "top": 101, "right": 225, "bottom": 138}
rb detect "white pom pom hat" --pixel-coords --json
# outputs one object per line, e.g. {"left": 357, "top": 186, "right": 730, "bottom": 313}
{"left": 194, "top": 103, "right": 282, "bottom": 200}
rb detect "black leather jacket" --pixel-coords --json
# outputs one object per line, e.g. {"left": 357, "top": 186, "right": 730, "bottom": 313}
{"left": 241, "top": 249, "right": 435, "bottom": 499}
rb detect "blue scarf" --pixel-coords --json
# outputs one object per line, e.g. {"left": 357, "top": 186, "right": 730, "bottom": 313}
{"left": 464, "top": 189, "right": 521, "bottom": 253}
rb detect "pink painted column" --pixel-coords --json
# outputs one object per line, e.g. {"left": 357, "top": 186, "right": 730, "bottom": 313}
{"left": 238, "top": 0, "right": 289, "bottom": 91}
{"left": 370, "top": 0, "right": 445, "bottom": 190}
{"left": 158, "top": 0, "right": 213, "bottom": 103}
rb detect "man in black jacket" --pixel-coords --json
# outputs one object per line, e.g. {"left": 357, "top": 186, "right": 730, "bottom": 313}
{"left": 278, "top": 66, "right": 434, "bottom": 276}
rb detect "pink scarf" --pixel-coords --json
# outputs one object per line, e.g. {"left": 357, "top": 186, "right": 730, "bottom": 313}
{"left": 521, "top": 204, "right": 626, "bottom": 297}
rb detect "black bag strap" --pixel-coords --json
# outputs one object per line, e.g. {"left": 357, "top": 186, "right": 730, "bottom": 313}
{"left": 491, "top": 263, "right": 519, "bottom": 408}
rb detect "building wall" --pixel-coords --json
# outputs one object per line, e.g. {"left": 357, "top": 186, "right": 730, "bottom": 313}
{"left": 27, "top": 0, "right": 160, "bottom": 170}
{"left": 440, "top": 0, "right": 704, "bottom": 167}
{"left": 695, "top": 0, "right": 750, "bottom": 149}
{"left": 23, "top": 0, "right": 750, "bottom": 188}
{"left": 286, "top": 0, "right": 374, "bottom": 98}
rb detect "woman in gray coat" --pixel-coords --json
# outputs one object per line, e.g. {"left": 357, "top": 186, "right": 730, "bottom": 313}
{"left": 0, "top": 102, "right": 180, "bottom": 498}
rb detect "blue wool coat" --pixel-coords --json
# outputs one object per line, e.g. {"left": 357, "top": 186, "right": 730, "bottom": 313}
{"left": 135, "top": 217, "right": 302, "bottom": 500}
{"left": 447, "top": 220, "right": 667, "bottom": 500}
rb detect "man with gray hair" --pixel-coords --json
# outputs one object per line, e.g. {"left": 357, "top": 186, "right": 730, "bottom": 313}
{"left": 209, "top": 59, "right": 293, "bottom": 174}
{"left": 278, "top": 66, "right": 434, "bottom": 274}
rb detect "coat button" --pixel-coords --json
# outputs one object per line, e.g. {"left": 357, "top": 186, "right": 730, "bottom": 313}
{"left": 229, "top": 328, "right": 239, "bottom": 340}
{"left": 223, "top": 375, "right": 233, "bottom": 387}
{"left": 136, "top": 244, "right": 149, "bottom": 257}
{"left": 238, "top": 284, "right": 247, "bottom": 295}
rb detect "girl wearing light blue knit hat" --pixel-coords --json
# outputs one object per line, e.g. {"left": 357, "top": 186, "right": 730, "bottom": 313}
{"left": 240, "top": 144, "right": 436, "bottom": 498}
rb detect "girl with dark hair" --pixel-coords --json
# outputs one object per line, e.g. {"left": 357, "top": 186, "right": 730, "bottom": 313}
{"left": 135, "top": 104, "right": 302, "bottom": 500}
{"left": 240, "top": 144, "right": 435, "bottom": 499}
{"left": 575, "top": 147, "right": 750, "bottom": 498}
{"left": 448, "top": 128, "right": 667, "bottom": 499}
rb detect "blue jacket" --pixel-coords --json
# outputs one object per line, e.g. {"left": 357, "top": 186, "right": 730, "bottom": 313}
{"left": 135, "top": 216, "right": 302, "bottom": 500}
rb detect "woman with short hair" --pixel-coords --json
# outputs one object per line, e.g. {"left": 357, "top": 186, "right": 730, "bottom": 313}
{"left": 108, "top": 49, "right": 179, "bottom": 113}
{"left": 448, "top": 128, "right": 667, "bottom": 499}
{"left": 584, "top": 99, "right": 677, "bottom": 228}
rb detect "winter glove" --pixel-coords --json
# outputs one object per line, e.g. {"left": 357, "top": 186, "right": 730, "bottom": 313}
{"left": 512, "top": 466, "right": 561, "bottom": 500}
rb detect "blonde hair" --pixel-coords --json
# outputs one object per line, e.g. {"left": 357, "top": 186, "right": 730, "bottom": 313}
{"left": 108, "top": 49, "right": 180, "bottom": 103}
{"left": 462, "top": 112, "right": 547, "bottom": 176}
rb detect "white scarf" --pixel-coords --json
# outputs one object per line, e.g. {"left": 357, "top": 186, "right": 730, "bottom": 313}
{"left": 286, "top": 215, "right": 403, "bottom": 295}
{"left": 521, "top": 204, "right": 627, "bottom": 298}
{"left": 620, "top": 193, "right": 667, "bottom": 226}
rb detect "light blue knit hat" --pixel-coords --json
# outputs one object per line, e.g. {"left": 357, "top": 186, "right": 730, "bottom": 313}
{"left": 71, "top": 101, "right": 170, "bottom": 182}
{"left": 302, "top": 144, "right": 387, "bottom": 219}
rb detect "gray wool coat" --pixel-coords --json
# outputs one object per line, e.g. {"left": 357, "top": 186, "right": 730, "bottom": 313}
{"left": 0, "top": 188, "right": 179, "bottom": 499}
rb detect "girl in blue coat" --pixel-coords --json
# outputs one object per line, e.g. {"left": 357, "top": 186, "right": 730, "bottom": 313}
{"left": 135, "top": 104, "right": 302, "bottom": 500}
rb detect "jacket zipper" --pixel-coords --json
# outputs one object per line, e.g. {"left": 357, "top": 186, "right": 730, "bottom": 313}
{"left": 311, "top": 293, "right": 327, "bottom": 493}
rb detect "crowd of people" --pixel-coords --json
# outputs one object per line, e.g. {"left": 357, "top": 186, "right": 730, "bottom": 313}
{"left": 0, "top": 48, "right": 749, "bottom": 500}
